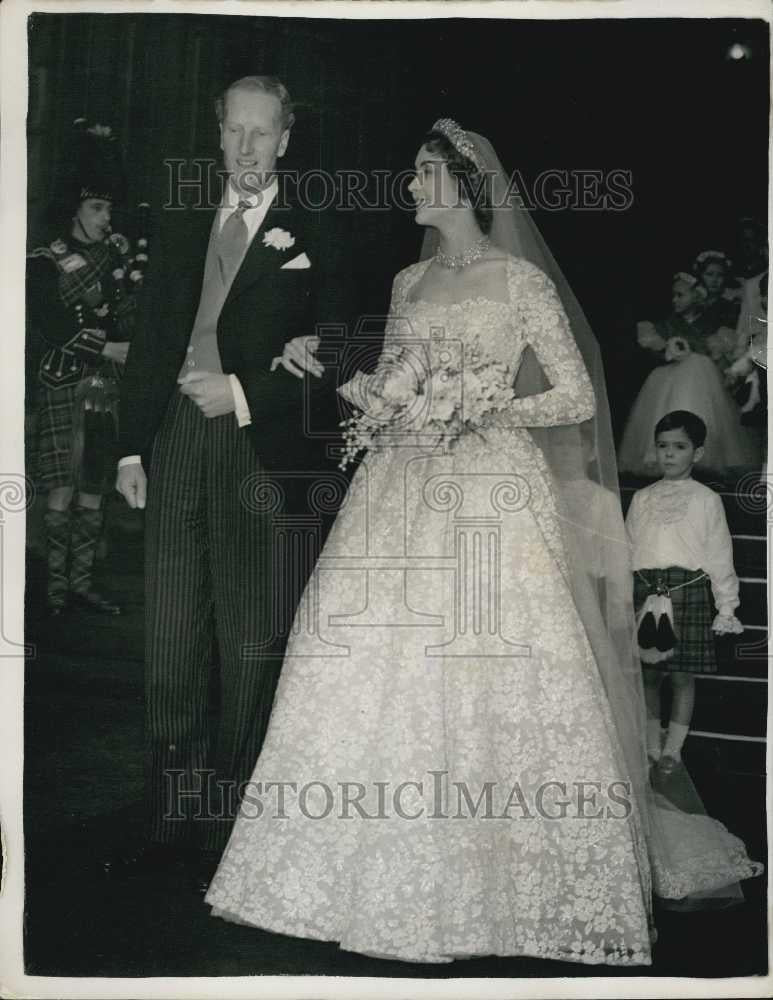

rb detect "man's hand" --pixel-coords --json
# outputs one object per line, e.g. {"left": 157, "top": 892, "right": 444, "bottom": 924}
{"left": 102, "top": 341, "right": 130, "bottom": 365}
{"left": 178, "top": 371, "right": 235, "bottom": 417}
{"left": 116, "top": 462, "right": 147, "bottom": 510}
{"left": 270, "top": 336, "right": 324, "bottom": 379}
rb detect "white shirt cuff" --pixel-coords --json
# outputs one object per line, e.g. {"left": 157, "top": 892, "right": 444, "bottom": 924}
{"left": 118, "top": 455, "right": 142, "bottom": 468}
{"left": 229, "top": 374, "right": 252, "bottom": 427}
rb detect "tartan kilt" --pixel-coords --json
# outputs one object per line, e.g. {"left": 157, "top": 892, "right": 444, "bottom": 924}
{"left": 36, "top": 380, "right": 117, "bottom": 495}
{"left": 633, "top": 565, "right": 717, "bottom": 674}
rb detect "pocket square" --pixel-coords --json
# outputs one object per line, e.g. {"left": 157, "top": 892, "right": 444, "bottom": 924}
{"left": 281, "top": 252, "right": 311, "bottom": 270}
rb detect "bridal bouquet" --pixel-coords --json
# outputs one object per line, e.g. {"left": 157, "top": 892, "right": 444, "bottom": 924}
{"left": 336, "top": 345, "right": 514, "bottom": 469}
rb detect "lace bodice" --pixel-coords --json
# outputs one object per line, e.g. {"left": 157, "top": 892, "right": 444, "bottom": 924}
{"left": 381, "top": 255, "right": 596, "bottom": 429}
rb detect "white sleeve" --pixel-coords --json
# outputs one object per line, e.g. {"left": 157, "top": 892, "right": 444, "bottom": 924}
{"left": 505, "top": 263, "right": 596, "bottom": 427}
{"left": 625, "top": 488, "right": 643, "bottom": 543}
{"left": 229, "top": 374, "right": 252, "bottom": 428}
{"left": 118, "top": 455, "right": 142, "bottom": 468}
{"left": 702, "top": 492, "right": 740, "bottom": 616}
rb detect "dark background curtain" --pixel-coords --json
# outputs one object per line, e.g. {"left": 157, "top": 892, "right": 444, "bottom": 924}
{"left": 27, "top": 13, "right": 770, "bottom": 432}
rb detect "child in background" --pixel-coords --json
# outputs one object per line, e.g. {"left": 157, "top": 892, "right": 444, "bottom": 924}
{"left": 694, "top": 249, "right": 740, "bottom": 332}
{"left": 693, "top": 249, "right": 740, "bottom": 370}
{"left": 625, "top": 410, "right": 743, "bottom": 774}
{"left": 618, "top": 273, "right": 760, "bottom": 476}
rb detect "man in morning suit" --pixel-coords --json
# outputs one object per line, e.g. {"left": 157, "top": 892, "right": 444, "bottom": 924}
{"left": 114, "top": 75, "right": 343, "bottom": 879}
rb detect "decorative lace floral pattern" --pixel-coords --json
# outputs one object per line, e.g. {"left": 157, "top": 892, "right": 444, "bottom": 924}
{"left": 636, "top": 479, "right": 695, "bottom": 526}
{"left": 206, "top": 255, "right": 654, "bottom": 965}
{"left": 649, "top": 794, "right": 764, "bottom": 899}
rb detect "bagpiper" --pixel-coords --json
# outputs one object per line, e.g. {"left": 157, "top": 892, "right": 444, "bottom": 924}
{"left": 27, "top": 118, "right": 147, "bottom": 615}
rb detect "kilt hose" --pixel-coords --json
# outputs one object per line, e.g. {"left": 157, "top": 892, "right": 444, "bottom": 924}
{"left": 145, "top": 391, "right": 292, "bottom": 851}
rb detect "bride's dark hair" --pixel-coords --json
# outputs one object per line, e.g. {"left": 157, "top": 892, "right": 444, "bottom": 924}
{"left": 423, "top": 130, "right": 493, "bottom": 235}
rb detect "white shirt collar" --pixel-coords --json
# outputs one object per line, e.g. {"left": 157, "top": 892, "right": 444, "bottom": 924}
{"left": 223, "top": 176, "right": 278, "bottom": 212}
{"left": 220, "top": 177, "right": 279, "bottom": 243}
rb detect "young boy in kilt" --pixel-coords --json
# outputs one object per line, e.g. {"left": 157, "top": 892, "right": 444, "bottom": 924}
{"left": 27, "top": 120, "right": 138, "bottom": 615}
{"left": 625, "top": 410, "right": 744, "bottom": 774}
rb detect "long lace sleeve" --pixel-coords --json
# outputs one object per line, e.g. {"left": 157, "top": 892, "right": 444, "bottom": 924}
{"left": 504, "top": 260, "right": 596, "bottom": 427}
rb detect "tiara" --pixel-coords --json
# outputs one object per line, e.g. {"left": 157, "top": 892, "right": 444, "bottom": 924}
{"left": 431, "top": 118, "right": 483, "bottom": 171}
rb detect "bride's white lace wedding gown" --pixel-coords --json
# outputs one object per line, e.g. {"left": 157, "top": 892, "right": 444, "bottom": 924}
{"left": 205, "top": 256, "right": 657, "bottom": 964}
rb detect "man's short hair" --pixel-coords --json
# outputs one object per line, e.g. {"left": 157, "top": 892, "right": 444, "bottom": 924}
{"left": 215, "top": 75, "right": 295, "bottom": 130}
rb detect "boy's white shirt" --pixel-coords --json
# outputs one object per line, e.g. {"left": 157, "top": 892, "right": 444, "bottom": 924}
{"left": 625, "top": 476, "right": 740, "bottom": 617}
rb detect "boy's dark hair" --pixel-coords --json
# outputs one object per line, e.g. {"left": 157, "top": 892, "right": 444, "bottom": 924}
{"left": 654, "top": 410, "right": 707, "bottom": 448}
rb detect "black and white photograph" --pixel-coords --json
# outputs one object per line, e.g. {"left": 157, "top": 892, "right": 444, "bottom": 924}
{"left": 0, "top": 0, "right": 770, "bottom": 995}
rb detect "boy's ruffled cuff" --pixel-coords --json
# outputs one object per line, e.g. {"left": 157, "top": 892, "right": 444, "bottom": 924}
{"left": 712, "top": 613, "right": 744, "bottom": 635}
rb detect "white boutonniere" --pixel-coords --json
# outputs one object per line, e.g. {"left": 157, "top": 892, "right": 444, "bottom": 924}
{"left": 263, "top": 227, "right": 296, "bottom": 252}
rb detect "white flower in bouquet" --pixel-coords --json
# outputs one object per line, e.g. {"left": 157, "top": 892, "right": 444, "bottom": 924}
{"left": 337, "top": 350, "right": 514, "bottom": 469}
{"left": 427, "top": 370, "right": 460, "bottom": 424}
{"left": 375, "top": 362, "right": 421, "bottom": 407}
{"left": 463, "top": 362, "right": 512, "bottom": 421}
{"left": 664, "top": 336, "right": 691, "bottom": 363}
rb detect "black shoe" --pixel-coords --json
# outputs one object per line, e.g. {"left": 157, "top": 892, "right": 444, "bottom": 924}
{"left": 102, "top": 842, "right": 188, "bottom": 880}
{"left": 69, "top": 590, "right": 122, "bottom": 615}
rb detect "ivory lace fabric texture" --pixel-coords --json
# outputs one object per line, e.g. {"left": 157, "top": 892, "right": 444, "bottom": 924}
{"left": 206, "top": 258, "right": 656, "bottom": 964}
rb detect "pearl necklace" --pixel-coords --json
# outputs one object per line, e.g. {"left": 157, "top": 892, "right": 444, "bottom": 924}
{"left": 435, "top": 236, "right": 490, "bottom": 271}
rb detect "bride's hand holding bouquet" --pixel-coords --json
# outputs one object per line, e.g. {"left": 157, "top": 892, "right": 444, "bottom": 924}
{"left": 336, "top": 346, "right": 514, "bottom": 469}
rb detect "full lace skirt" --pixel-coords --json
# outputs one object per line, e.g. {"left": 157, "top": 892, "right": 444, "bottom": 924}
{"left": 206, "top": 427, "right": 655, "bottom": 965}
{"left": 618, "top": 354, "right": 761, "bottom": 476}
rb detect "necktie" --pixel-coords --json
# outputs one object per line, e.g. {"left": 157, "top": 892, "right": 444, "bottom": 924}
{"left": 217, "top": 199, "right": 251, "bottom": 284}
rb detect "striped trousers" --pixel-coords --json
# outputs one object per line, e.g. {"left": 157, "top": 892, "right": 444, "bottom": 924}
{"left": 144, "top": 392, "right": 288, "bottom": 850}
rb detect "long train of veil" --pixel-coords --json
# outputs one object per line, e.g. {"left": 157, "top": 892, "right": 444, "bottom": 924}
{"left": 421, "top": 130, "right": 762, "bottom": 909}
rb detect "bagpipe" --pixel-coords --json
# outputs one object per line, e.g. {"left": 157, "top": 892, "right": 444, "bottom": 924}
{"left": 70, "top": 203, "right": 151, "bottom": 489}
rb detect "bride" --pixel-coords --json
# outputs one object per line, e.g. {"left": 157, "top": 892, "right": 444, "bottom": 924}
{"left": 204, "top": 121, "right": 760, "bottom": 965}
